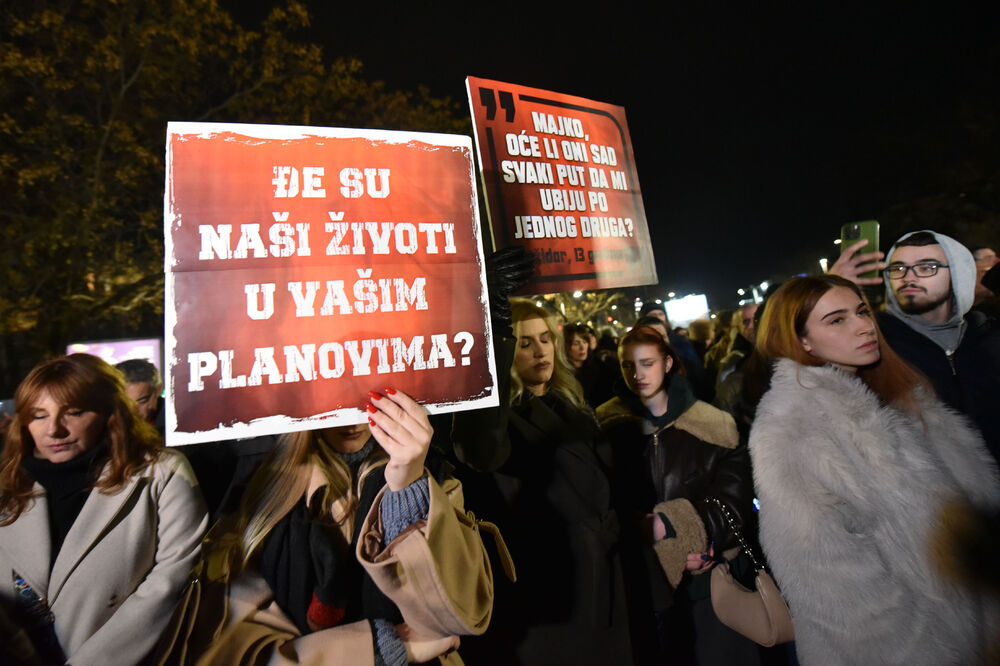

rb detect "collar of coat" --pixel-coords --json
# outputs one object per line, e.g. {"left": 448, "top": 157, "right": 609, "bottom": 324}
{"left": 597, "top": 377, "right": 738, "bottom": 450}
{"left": 771, "top": 357, "right": 854, "bottom": 386}
{"left": 0, "top": 451, "right": 179, "bottom": 605}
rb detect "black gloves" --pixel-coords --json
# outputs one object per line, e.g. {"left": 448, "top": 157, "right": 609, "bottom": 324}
{"left": 485, "top": 246, "right": 535, "bottom": 335}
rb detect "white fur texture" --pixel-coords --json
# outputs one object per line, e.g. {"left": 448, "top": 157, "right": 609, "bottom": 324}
{"left": 750, "top": 359, "right": 1000, "bottom": 665}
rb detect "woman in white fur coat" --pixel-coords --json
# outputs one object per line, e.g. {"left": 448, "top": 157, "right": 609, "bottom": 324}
{"left": 749, "top": 275, "right": 1000, "bottom": 665}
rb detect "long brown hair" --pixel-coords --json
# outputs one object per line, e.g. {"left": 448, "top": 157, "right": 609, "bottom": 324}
{"left": 0, "top": 353, "right": 163, "bottom": 524}
{"left": 756, "top": 275, "right": 928, "bottom": 415}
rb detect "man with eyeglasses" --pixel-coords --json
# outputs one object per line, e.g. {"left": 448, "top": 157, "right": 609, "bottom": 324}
{"left": 834, "top": 229, "right": 1000, "bottom": 464}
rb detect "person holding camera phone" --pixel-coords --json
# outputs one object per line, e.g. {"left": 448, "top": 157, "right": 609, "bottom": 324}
{"left": 832, "top": 229, "right": 1000, "bottom": 466}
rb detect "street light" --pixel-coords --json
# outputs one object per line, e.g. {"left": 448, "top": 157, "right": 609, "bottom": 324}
{"left": 573, "top": 290, "right": 583, "bottom": 298}
{"left": 667, "top": 291, "right": 675, "bottom": 298}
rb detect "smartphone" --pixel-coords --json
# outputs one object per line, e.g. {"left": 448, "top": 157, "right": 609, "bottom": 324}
{"left": 840, "top": 220, "right": 880, "bottom": 280}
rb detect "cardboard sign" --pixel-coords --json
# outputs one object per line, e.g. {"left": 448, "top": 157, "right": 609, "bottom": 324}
{"left": 164, "top": 122, "right": 497, "bottom": 445}
{"left": 466, "top": 77, "right": 657, "bottom": 293}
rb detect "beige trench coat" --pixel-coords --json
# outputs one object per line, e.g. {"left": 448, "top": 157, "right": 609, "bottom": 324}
{"left": 0, "top": 450, "right": 209, "bottom": 665}
{"left": 190, "top": 473, "right": 494, "bottom": 665}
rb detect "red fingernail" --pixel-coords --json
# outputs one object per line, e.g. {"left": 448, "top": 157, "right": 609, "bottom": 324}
{"left": 368, "top": 416, "right": 375, "bottom": 426}
{"left": 368, "top": 390, "right": 382, "bottom": 400}
{"left": 365, "top": 402, "right": 377, "bottom": 414}
{"left": 383, "top": 387, "right": 396, "bottom": 395}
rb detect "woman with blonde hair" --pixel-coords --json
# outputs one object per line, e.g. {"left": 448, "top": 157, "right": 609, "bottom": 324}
{"left": 191, "top": 388, "right": 493, "bottom": 665}
{"left": 0, "top": 353, "right": 207, "bottom": 665}
{"left": 452, "top": 298, "right": 631, "bottom": 665}
{"left": 750, "top": 275, "right": 1000, "bottom": 664}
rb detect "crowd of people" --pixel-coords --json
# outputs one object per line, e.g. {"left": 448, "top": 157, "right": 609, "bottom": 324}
{"left": 1, "top": 228, "right": 999, "bottom": 665}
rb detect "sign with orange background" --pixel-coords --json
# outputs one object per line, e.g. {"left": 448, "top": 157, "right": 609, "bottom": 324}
{"left": 466, "top": 77, "right": 657, "bottom": 293}
{"left": 164, "top": 122, "right": 497, "bottom": 445}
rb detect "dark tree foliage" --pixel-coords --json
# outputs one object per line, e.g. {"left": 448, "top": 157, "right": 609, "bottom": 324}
{"left": 0, "top": 0, "right": 467, "bottom": 394}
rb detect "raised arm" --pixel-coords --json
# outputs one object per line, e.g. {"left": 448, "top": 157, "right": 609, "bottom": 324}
{"left": 450, "top": 334, "right": 515, "bottom": 472}
{"left": 361, "top": 389, "right": 494, "bottom": 648}
{"left": 451, "top": 246, "right": 533, "bottom": 472}
{"left": 828, "top": 239, "right": 886, "bottom": 286}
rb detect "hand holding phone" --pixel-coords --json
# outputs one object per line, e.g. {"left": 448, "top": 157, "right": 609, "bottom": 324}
{"left": 831, "top": 221, "right": 884, "bottom": 285}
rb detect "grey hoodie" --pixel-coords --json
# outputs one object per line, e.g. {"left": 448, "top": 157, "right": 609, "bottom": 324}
{"left": 884, "top": 230, "right": 977, "bottom": 353}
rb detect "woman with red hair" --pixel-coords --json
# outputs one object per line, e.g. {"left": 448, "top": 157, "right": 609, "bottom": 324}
{"left": 597, "top": 326, "right": 759, "bottom": 665}
{"left": 750, "top": 275, "right": 1000, "bottom": 664}
{"left": 0, "top": 354, "right": 207, "bottom": 664}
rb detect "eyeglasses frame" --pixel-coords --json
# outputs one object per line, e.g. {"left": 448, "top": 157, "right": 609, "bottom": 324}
{"left": 883, "top": 262, "right": 950, "bottom": 279}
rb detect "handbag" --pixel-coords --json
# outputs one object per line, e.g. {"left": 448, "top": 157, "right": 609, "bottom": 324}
{"left": 707, "top": 497, "right": 794, "bottom": 647}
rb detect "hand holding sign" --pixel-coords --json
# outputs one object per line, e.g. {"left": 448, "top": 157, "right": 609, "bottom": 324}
{"left": 164, "top": 123, "right": 497, "bottom": 445}
{"left": 367, "top": 388, "right": 433, "bottom": 492}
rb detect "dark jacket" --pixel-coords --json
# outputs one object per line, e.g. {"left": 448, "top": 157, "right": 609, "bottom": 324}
{"left": 597, "top": 377, "right": 756, "bottom": 664}
{"left": 597, "top": 376, "right": 755, "bottom": 589}
{"left": 879, "top": 310, "right": 1000, "bottom": 464}
{"left": 451, "top": 338, "right": 631, "bottom": 665}
{"left": 575, "top": 354, "right": 619, "bottom": 410}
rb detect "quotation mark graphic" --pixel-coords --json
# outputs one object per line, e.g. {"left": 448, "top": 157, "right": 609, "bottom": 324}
{"left": 478, "top": 88, "right": 516, "bottom": 122}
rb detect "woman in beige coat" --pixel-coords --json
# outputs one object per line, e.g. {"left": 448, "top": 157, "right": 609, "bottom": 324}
{"left": 190, "top": 388, "right": 494, "bottom": 665}
{"left": 0, "top": 354, "right": 208, "bottom": 665}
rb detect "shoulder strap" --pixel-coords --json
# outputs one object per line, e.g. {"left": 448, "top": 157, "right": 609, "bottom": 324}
{"left": 706, "top": 497, "right": 763, "bottom": 571}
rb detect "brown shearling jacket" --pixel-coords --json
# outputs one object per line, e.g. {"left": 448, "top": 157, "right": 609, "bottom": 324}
{"left": 597, "top": 379, "right": 755, "bottom": 590}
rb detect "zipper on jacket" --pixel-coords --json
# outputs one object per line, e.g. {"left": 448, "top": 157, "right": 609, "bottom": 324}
{"left": 945, "top": 349, "right": 956, "bottom": 375}
{"left": 650, "top": 421, "right": 674, "bottom": 448}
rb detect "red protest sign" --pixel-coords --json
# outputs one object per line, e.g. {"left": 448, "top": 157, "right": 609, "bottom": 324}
{"left": 164, "top": 122, "right": 497, "bottom": 445}
{"left": 466, "top": 77, "right": 657, "bottom": 294}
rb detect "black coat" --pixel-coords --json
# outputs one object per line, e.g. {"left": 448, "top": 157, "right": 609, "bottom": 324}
{"left": 879, "top": 310, "right": 1000, "bottom": 464}
{"left": 451, "top": 339, "right": 631, "bottom": 665}
{"left": 574, "top": 354, "right": 619, "bottom": 410}
{"left": 598, "top": 377, "right": 755, "bottom": 556}
{"left": 597, "top": 377, "right": 757, "bottom": 663}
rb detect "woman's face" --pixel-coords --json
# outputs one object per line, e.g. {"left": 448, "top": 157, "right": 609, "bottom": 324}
{"left": 321, "top": 423, "right": 371, "bottom": 453}
{"left": 27, "top": 389, "right": 106, "bottom": 463}
{"left": 568, "top": 334, "right": 589, "bottom": 365}
{"left": 513, "top": 317, "right": 554, "bottom": 395}
{"left": 621, "top": 343, "right": 672, "bottom": 400}
{"left": 799, "top": 286, "right": 881, "bottom": 372}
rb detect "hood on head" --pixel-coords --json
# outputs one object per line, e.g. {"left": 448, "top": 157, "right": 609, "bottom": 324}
{"left": 884, "top": 229, "right": 977, "bottom": 319}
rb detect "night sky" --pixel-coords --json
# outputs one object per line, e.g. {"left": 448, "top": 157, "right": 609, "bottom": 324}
{"left": 236, "top": 3, "right": 997, "bottom": 307}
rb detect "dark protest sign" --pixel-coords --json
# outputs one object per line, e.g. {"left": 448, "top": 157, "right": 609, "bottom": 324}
{"left": 164, "top": 122, "right": 497, "bottom": 445}
{"left": 466, "top": 77, "right": 657, "bottom": 293}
